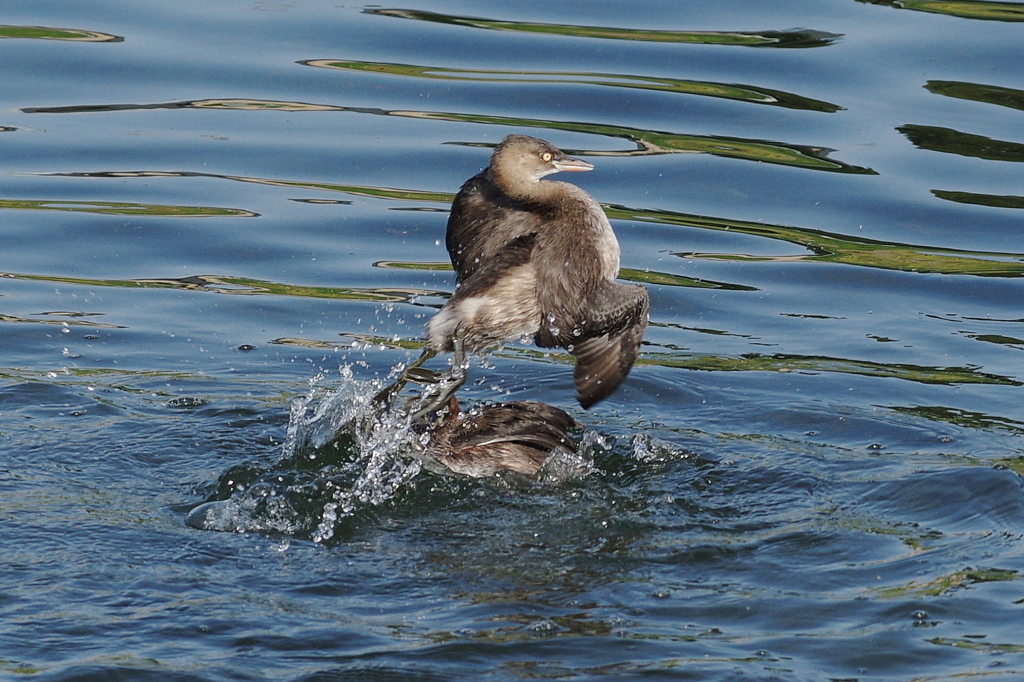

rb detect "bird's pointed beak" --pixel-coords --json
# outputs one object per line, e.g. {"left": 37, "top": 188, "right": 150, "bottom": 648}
{"left": 552, "top": 156, "right": 594, "bottom": 173}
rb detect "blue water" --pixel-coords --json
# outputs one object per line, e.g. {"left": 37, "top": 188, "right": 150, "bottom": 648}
{"left": 3, "top": 1, "right": 1024, "bottom": 679}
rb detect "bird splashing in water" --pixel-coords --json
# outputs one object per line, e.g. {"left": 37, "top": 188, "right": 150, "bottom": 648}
{"left": 397, "top": 134, "right": 649, "bottom": 417}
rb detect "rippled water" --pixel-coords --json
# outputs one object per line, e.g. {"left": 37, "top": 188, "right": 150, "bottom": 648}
{"left": 3, "top": 1, "right": 1024, "bottom": 680}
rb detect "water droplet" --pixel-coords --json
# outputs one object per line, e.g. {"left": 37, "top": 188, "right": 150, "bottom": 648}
{"left": 526, "top": 619, "right": 559, "bottom": 636}
{"left": 545, "top": 312, "right": 560, "bottom": 336}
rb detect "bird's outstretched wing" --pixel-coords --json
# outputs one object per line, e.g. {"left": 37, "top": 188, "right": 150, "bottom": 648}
{"left": 567, "top": 281, "right": 649, "bottom": 408}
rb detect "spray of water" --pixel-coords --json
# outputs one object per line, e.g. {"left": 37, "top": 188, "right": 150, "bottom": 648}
{"left": 187, "top": 366, "right": 425, "bottom": 541}
{"left": 187, "top": 363, "right": 600, "bottom": 541}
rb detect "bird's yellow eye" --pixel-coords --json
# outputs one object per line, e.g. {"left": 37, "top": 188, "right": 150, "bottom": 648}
{"left": 541, "top": 152, "right": 553, "bottom": 162}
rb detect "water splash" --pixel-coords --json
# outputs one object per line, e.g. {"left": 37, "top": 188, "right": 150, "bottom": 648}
{"left": 535, "top": 444, "right": 595, "bottom": 483}
{"left": 187, "top": 364, "right": 599, "bottom": 541}
{"left": 187, "top": 366, "right": 424, "bottom": 542}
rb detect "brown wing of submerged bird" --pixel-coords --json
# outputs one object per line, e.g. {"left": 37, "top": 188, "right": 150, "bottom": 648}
{"left": 424, "top": 400, "right": 579, "bottom": 477}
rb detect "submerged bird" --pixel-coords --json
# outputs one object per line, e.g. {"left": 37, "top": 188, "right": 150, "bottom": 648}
{"left": 415, "top": 134, "right": 649, "bottom": 410}
{"left": 416, "top": 398, "right": 581, "bottom": 478}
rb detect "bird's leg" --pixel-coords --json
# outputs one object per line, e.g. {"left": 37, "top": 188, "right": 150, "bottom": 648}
{"left": 370, "top": 346, "right": 438, "bottom": 412}
{"left": 406, "top": 336, "right": 468, "bottom": 422}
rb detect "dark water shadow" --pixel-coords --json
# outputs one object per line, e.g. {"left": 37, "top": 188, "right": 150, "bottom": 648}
{"left": 903, "top": 82, "right": 1024, "bottom": 204}
{"left": 375, "top": 260, "right": 756, "bottom": 292}
{"left": 23, "top": 101, "right": 872, "bottom": 174}
{"left": 0, "top": 311, "right": 125, "bottom": 329}
{"left": 637, "top": 350, "right": 1022, "bottom": 387}
{"left": 423, "top": 115, "right": 870, "bottom": 173}
{"left": 898, "top": 124, "right": 1024, "bottom": 162}
{"left": 301, "top": 59, "right": 843, "bottom": 113}
{"left": 964, "top": 333, "right": 1024, "bottom": 350}
{"left": 891, "top": 404, "right": 1024, "bottom": 435}
{"left": 926, "top": 80, "right": 1024, "bottom": 112}
{"left": 0, "top": 265, "right": 713, "bottom": 311}
{"left": 608, "top": 204, "right": 1024, "bottom": 277}
{"left": 856, "top": 0, "right": 1024, "bottom": 22}
{"left": 365, "top": 9, "right": 843, "bottom": 47}
{"left": 931, "top": 190, "right": 1024, "bottom": 210}
{"left": 0, "top": 198, "right": 255, "bottom": 217}
{"left": 40, "top": 170, "right": 1024, "bottom": 278}
{"left": 10, "top": 251, "right": 1014, "bottom": 388}
{"left": 41, "top": 170, "right": 457, "bottom": 203}
{"left": 321, "top": 333, "right": 1023, "bottom": 388}
{"left": 0, "top": 271, "right": 444, "bottom": 303}
{"left": 21, "top": 99, "right": 346, "bottom": 114}
{"left": 0, "top": 25, "right": 123, "bottom": 41}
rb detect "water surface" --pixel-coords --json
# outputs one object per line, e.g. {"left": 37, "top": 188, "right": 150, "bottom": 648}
{"left": 2, "top": 1, "right": 1023, "bottom": 679}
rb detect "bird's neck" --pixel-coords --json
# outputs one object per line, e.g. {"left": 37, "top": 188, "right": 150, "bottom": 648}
{"left": 489, "top": 166, "right": 562, "bottom": 206}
